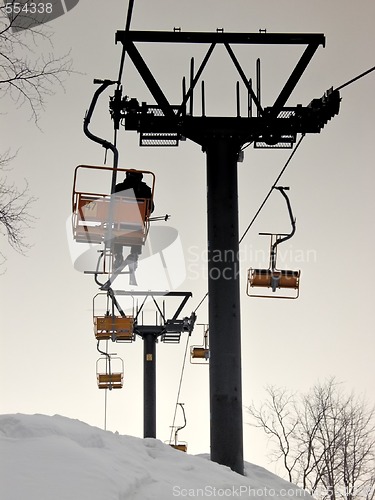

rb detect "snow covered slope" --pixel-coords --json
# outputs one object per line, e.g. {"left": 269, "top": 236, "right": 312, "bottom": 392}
{"left": 0, "top": 414, "right": 312, "bottom": 500}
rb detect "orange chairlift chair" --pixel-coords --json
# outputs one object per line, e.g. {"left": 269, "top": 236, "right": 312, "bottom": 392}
{"left": 247, "top": 186, "right": 301, "bottom": 299}
{"left": 96, "top": 355, "right": 124, "bottom": 390}
{"left": 190, "top": 325, "right": 210, "bottom": 364}
{"left": 169, "top": 403, "right": 188, "bottom": 452}
{"left": 72, "top": 165, "right": 155, "bottom": 249}
{"left": 93, "top": 292, "right": 135, "bottom": 342}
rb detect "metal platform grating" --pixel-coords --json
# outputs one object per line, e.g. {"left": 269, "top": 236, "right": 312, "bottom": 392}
{"left": 140, "top": 132, "right": 180, "bottom": 146}
{"left": 254, "top": 141, "right": 294, "bottom": 149}
{"left": 145, "top": 105, "right": 180, "bottom": 117}
{"left": 115, "top": 336, "right": 136, "bottom": 343}
{"left": 161, "top": 332, "right": 182, "bottom": 343}
{"left": 277, "top": 110, "right": 297, "bottom": 119}
{"left": 254, "top": 133, "right": 295, "bottom": 149}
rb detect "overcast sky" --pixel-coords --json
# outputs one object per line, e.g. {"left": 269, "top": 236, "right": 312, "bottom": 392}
{"left": 1, "top": 0, "right": 375, "bottom": 472}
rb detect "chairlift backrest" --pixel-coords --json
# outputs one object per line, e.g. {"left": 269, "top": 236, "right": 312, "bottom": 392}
{"left": 96, "top": 356, "right": 124, "bottom": 389}
{"left": 72, "top": 165, "right": 155, "bottom": 247}
{"left": 94, "top": 316, "right": 134, "bottom": 341}
{"left": 247, "top": 267, "right": 300, "bottom": 299}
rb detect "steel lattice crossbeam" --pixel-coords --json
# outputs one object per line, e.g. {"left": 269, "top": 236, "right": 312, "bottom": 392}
{"left": 115, "top": 30, "right": 327, "bottom": 148}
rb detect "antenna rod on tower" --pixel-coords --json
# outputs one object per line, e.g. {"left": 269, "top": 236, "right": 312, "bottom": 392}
{"left": 236, "top": 81, "right": 241, "bottom": 117}
{"left": 256, "top": 58, "right": 261, "bottom": 117}
{"left": 190, "top": 57, "right": 195, "bottom": 116}
{"left": 248, "top": 78, "right": 252, "bottom": 117}
{"left": 182, "top": 76, "right": 187, "bottom": 116}
{"left": 202, "top": 80, "right": 206, "bottom": 117}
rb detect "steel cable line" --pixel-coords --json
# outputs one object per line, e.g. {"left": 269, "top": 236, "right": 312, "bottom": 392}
{"left": 117, "top": 0, "right": 135, "bottom": 90}
{"left": 84, "top": 3, "right": 135, "bottom": 283}
{"left": 193, "top": 133, "right": 306, "bottom": 314}
{"left": 169, "top": 332, "right": 191, "bottom": 444}
{"left": 110, "top": 19, "right": 374, "bottom": 428}
{"left": 95, "top": 3, "right": 135, "bottom": 426}
{"left": 111, "top": 0, "right": 135, "bottom": 172}
{"left": 194, "top": 292, "right": 208, "bottom": 314}
{"left": 192, "top": 60, "right": 375, "bottom": 312}
{"left": 176, "top": 60, "right": 375, "bottom": 421}
{"left": 239, "top": 133, "right": 305, "bottom": 244}
{"left": 334, "top": 65, "right": 375, "bottom": 92}
{"left": 231, "top": 64, "right": 375, "bottom": 253}
{"left": 167, "top": 40, "right": 375, "bottom": 445}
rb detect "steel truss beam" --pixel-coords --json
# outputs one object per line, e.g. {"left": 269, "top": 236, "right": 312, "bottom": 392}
{"left": 115, "top": 30, "right": 325, "bottom": 46}
{"left": 115, "top": 29, "right": 326, "bottom": 148}
{"left": 111, "top": 290, "right": 194, "bottom": 439}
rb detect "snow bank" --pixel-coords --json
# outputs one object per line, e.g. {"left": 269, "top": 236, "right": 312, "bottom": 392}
{"left": 0, "top": 414, "right": 313, "bottom": 500}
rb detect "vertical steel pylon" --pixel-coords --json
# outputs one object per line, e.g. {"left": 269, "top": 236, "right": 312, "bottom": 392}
{"left": 206, "top": 138, "right": 243, "bottom": 473}
{"left": 114, "top": 27, "right": 336, "bottom": 474}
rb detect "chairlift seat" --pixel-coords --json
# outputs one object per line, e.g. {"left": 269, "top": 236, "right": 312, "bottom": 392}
{"left": 191, "top": 347, "right": 210, "bottom": 360}
{"left": 96, "top": 356, "right": 124, "bottom": 389}
{"left": 170, "top": 443, "right": 187, "bottom": 452}
{"left": 94, "top": 316, "right": 134, "bottom": 341}
{"left": 72, "top": 165, "right": 155, "bottom": 248}
{"left": 97, "top": 372, "right": 123, "bottom": 389}
{"left": 73, "top": 194, "right": 107, "bottom": 244}
{"left": 247, "top": 268, "right": 300, "bottom": 299}
{"left": 249, "top": 268, "right": 300, "bottom": 289}
{"left": 73, "top": 193, "right": 151, "bottom": 246}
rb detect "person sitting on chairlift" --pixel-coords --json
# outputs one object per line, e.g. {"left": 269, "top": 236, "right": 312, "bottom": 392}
{"left": 113, "top": 170, "right": 154, "bottom": 269}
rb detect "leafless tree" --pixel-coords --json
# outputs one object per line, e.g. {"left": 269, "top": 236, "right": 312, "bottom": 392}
{"left": 0, "top": 1, "right": 73, "bottom": 259}
{"left": 0, "top": 150, "right": 35, "bottom": 257}
{"left": 247, "top": 385, "right": 301, "bottom": 483}
{"left": 0, "top": 0, "right": 72, "bottom": 123}
{"left": 248, "top": 379, "right": 375, "bottom": 500}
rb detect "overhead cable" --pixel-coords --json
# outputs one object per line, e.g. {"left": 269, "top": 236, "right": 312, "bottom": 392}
{"left": 169, "top": 333, "right": 191, "bottom": 444}
{"left": 193, "top": 133, "right": 305, "bottom": 313}
{"left": 116, "top": 0, "right": 135, "bottom": 89}
{"left": 239, "top": 133, "right": 305, "bottom": 244}
{"left": 335, "top": 65, "right": 375, "bottom": 92}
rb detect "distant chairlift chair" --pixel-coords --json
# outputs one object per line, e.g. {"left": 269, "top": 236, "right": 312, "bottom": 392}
{"left": 94, "top": 315, "right": 135, "bottom": 342}
{"left": 169, "top": 403, "right": 188, "bottom": 452}
{"left": 96, "top": 355, "right": 124, "bottom": 390}
{"left": 190, "top": 325, "right": 210, "bottom": 364}
{"left": 247, "top": 186, "right": 301, "bottom": 299}
{"left": 93, "top": 292, "right": 135, "bottom": 342}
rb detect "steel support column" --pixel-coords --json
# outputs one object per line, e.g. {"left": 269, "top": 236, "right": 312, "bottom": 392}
{"left": 143, "top": 333, "right": 156, "bottom": 438}
{"left": 206, "top": 139, "right": 244, "bottom": 475}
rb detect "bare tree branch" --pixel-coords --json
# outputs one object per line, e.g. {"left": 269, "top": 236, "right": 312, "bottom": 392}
{"left": 0, "top": 1, "right": 74, "bottom": 263}
{"left": 0, "top": 0, "right": 73, "bottom": 123}
{"left": 0, "top": 151, "right": 36, "bottom": 255}
{"left": 247, "top": 379, "right": 375, "bottom": 500}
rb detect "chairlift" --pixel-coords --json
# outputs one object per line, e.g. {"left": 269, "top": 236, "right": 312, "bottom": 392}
{"left": 72, "top": 165, "right": 155, "bottom": 248}
{"left": 247, "top": 186, "right": 301, "bottom": 299}
{"left": 96, "top": 355, "right": 124, "bottom": 390}
{"left": 93, "top": 292, "right": 135, "bottom": 341}
{"left": 94, "top": 315, "right": 135, "bottom": 341}
{"left": 190, "top": 325, "right": 210, "bottom": 364}
{"left": 169, "top": 403, "right": 188, "bottom": 452}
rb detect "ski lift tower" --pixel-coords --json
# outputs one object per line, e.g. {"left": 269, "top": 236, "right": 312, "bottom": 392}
{"left": 114, "top": 28, "right": 340, "bottom": 475}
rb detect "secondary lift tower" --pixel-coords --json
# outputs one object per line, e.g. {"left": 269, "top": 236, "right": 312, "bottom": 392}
{"left": 113, "top": 29, "right": 340, "bottom": 475}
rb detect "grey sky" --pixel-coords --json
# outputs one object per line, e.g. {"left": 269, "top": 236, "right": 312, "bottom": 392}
{"left": 1, "top": 0, "right": 374, "bottom": 470}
